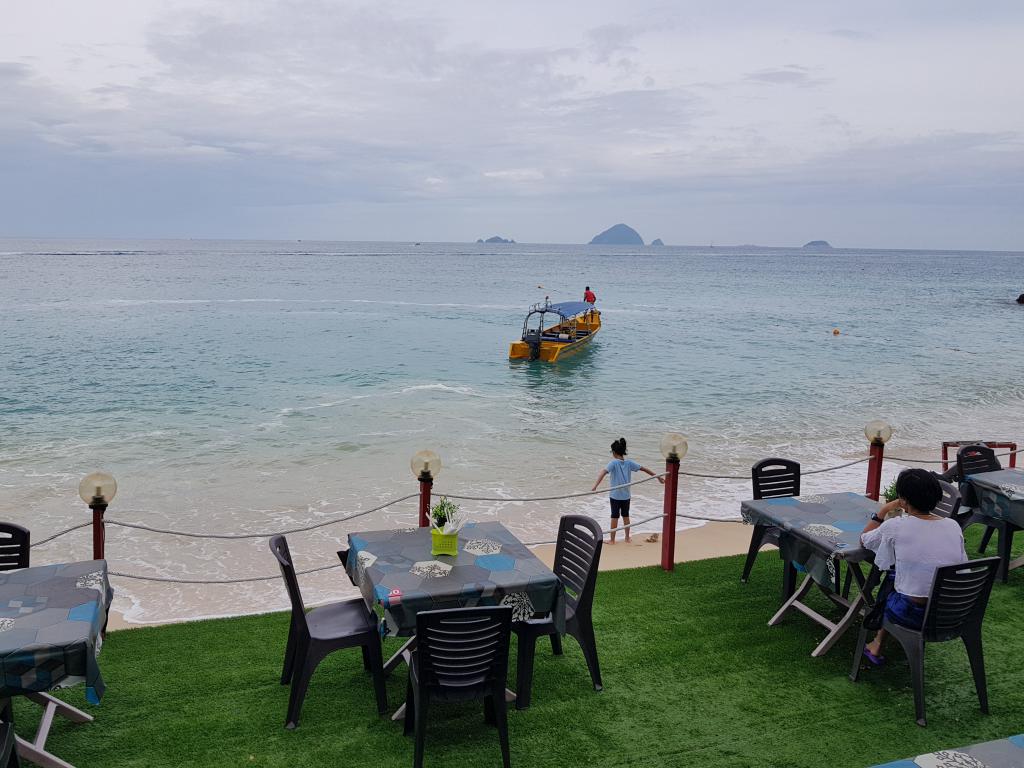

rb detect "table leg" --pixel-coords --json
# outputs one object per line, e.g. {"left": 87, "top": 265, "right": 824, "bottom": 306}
{"left": 3, "top": 693, "right": 93, "bottom": 768}
{"left": 384, "top": 636, "right": 417, "bottom": 675}
{"left": 768, "top": 574, "right": 813, "bottom": 627}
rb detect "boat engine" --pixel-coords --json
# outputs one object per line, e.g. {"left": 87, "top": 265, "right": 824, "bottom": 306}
{"left": 525, "top": 328, "right": 541, "bottom": 360}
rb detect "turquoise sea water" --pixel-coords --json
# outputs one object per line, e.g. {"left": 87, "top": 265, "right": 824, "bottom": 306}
{"left": 1, "top": 238, "right": 1021, "bottom": 620}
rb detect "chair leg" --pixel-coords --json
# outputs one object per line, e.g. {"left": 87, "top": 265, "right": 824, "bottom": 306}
{"left": 494, "top": 685, "right": 511, "bottom": 768}
{"left": 890, "top": 627, "right": 927, "bottom": 727}
{"left": 285, "top": 644, "right": 321, "bottom": 730}
{"left": 782, "top": 561, "right": 798, "bottom": 601}
{"left": 550, "top": 632, "right": 563, "bottom": 656}
{"left": 841, "top": 564, "right": 853, "bottom": 599}
{"left": 571, "top": 616, "right": 603, "bottom": 692}
{"left": 849, "top": 623, "right": 870, "bottom": 682}
{"left": 365, "top": 639, "right": 388, "bottom": 715}
{"left": 997, "top": 526, "right": 1014, "bottom": 583}
{"left": 483, "top": 693, "right": 496, "bottom": 725}
{"left": 413, "top": 688, "right": 428, "bottom": 768}
{"left": 741, "top": 524, "right": 768, "bottom": 582}
{"left": 515, "top": 632, "right": 539, "bottom": 710}
{"left": 280, "top": 620, "right": 299, "bottom": 685}
{"left": 978, "top": 524, "right": 995, "bottom": 554}
{"left": 962, "top": 627, "right": 989, "bottom": 715}
{"left": 361, "top": 644, "right": 371, "bottom": 671}
{"left": 403, "top": 676, "right": 414, "bottom": 735}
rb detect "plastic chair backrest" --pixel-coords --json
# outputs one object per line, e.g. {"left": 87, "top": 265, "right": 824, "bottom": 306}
{"left": 956, "top": 444, "right": 1001, "bottom": 479}
{"left": 922, "top": 557, "right": 1000, "bottom": 643}
{"left": 933, "top": 480, "right": 964, "bottom": 523}
{"left": 416, "top": 606, "right": 512, "bottom": 693}
{"left": 552, "top": 515, "right": 603, "bottom": 612}
{"left": 751, "top": 458, "right": 801, "bottom": 500}
{"left": 269, "top": 535, "right": 308, "bottom": 631}
{"left": 0, "top": 524, "right": 29, "bottom": 571}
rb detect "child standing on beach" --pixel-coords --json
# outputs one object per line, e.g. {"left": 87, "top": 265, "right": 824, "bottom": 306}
{"left": 591, "top": 438, "right": 663, "bottom": 544}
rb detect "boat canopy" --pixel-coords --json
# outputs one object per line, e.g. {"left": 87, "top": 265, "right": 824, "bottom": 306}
{"left": 536, "top": 301, "right": 594, "bottom": 318}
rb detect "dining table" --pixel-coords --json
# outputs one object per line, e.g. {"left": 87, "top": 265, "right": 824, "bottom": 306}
{"left": 740, "top": 491, "right": 882, "bottom": 657}
{"left": 344, "top": 521, "right": 564, "bottom": 717}
{"left": 0, "top": 559, "right": 112, "bottom": 768}
{"left": 961, "top": 467, "right": 1024, "bottom": 581}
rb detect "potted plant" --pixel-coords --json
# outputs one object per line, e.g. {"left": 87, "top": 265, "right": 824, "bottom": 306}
{"left": 429, "top": 497, "right": 464, "bottom": 556}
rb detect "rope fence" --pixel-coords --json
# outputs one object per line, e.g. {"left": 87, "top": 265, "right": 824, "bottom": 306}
{"left": 23, "top": 440, "right": 1020, "bottom": 584}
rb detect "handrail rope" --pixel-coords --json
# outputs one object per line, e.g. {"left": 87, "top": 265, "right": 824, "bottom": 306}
{"left": 105, "top": 493, "right": 418, "bottom": 540}
{"left": 887, "top": 447, "right": 1024, "bottom": 464}
{"left": 523, "top": 510, "right": 747, "bottom": 546}
{"left": 110, "top": 563, "right": 342, "bottom": 584}
{"left": 432, "top": 471, "right": 668, "bottom": 502}
{"left": 30, "top": 522, "right": 92, "bottom": 548}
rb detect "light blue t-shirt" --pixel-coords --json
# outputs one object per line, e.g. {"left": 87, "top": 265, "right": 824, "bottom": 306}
{"left": 607, "top": 459, "right": 641, "bottom": 500}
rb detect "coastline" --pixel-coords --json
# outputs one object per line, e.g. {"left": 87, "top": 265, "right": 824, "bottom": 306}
{"left": 105, "top": 520, "right": 752, "bottom": 630}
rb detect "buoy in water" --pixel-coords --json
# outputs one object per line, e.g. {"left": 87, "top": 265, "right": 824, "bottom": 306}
{"left": 832, "top": 328, "right": 841, "bottom": 336}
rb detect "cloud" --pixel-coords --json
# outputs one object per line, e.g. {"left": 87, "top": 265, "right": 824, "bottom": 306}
{"left": 744, "top": 65, "right": 830, "bottom": 87}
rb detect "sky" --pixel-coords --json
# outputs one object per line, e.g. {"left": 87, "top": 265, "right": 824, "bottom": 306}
{"left": 1, "top": 1, "right": 1022, "bottom": 249}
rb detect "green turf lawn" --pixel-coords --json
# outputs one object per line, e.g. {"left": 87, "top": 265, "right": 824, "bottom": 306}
{"left": 16, "top": 529, "right": 1024, "bottom": 768}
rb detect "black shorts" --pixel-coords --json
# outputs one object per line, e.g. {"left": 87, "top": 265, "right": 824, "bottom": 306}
{"left": 609, "top": 498, "right": 631, "bottom": 519}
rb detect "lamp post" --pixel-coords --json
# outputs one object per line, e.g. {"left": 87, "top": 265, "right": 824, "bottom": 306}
{"left": 78, "top": 472, "right": 117, "bottom": 561}
{"left": 659, "top": 433, "right": 688, "bottom": 572}
{"left": 863, "top": 420, "right": 893, "bottom": 501}
{"left": 410, "top": 450, "right": 441, "bottom": 527}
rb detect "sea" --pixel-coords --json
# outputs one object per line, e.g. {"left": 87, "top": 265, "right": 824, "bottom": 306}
{"left": 1, "top": 238, "right": 1021, "bottom": 622}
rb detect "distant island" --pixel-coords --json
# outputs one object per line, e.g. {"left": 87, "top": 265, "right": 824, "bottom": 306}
{"left": 477, "top": 236, "right": 515, "bottom": 244}
{"left": 803, "top": 240, "right": 833, "bottom": 249}
{"left": 589, "top": 223, "right": 644, "bottom": 245}
{"left": 650, "top": 238, "right": 664, "bottom": 246}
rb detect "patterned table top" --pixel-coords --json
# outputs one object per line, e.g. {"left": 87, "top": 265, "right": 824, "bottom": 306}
{"left": 741, "top": 491, "right": 879, "bottom": 562}
{"left": 0, "top": 560, "right": 111, "bottom": 704}
{"left": 963, "top": 469, "right": 1024, "bottom": 528}
{"left": 870, "top": 733, "right": 1024, "bottom": 767}
{"left": 345, "top": 522, "right": 564, "bottom": 637}
{"left": 742, "top": 492, "right": 880, "bottom": 589}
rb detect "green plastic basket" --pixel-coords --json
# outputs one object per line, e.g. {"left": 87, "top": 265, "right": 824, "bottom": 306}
{"left": 430, "top": 529, "right": 459, "bottom": 557}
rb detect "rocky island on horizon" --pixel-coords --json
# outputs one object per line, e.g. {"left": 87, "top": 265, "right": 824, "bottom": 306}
{"left": 477, "top": 235, "right": 515, "bottom": 244}
{"left": 803, "top": 240, "right": 833, "bottom": 249}
{"left": 589, "top": 223, "right": 644, "bottom": 245}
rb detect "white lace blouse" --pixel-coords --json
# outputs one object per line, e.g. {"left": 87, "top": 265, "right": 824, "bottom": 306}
{"left": 860, "top": 515, "right": 967, "bottom": 598}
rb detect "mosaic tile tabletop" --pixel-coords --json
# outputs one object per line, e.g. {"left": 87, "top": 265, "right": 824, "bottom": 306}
{"left": 346, "top": 522, "right": 564, "bottom": 637}
{"left": 963, "top": 469, "right": 1024, "bottom": 528}
{"left": 870, "top": 733, "right": 1024, "bottom": 767}
{"left": 741, "top": 492, "right": 881, "bottom": 588}
{"left": 0, "top": 560, "right": 111, "bottom": 704}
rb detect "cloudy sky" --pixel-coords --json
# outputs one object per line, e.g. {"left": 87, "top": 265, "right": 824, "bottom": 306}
{"left": 1, "top": 1, "right": 1021, "bottom": 248}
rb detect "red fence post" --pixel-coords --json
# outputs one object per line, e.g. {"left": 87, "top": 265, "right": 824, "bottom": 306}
{"left": 90, "top": 499, "right": 107, "bottom": 560}
{"left": 418, "top": 476, "right": 433, "bottom": 527}
{"left": 865, "top": 441, "right": 885, "bottom": 501}
{"left": 661, "top": 458, "right": 679, "bottom": 572}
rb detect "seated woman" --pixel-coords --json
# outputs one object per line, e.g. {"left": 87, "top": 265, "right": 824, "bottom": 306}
{"left": 859, "top": 468, "right": 967, "bottom": 664}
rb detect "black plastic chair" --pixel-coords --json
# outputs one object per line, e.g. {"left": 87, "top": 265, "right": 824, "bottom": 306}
{"left": 741, "top": 458, "right": 800, "bottom": 586}
{"left": 956, "top": 445, "right": 1017, "bottom": 580}
{"left": 933, "top": 479, "right": 969, "bottom": 527}
{"left": 512, "top": 515, "right": 603, "bottom": 709}
{"left": 0, "top": 524, "right": 30, "bottom": 571}
{"left": 404, "top": 607, "right": 513, "bottom": 768}
{"left": 269, "top": 535, "right": 387, "bottom": 728}
{"left": 851, "top": 557, "right": 1000, "bottom": 727}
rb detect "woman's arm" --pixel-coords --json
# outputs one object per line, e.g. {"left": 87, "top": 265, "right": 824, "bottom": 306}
{"left": 861, "top": 499, "right": 902, "bottom": 535}
{"left": 639, "top": 466, "right": 666, "bottom": 484}
{"left": 591, "top": 469, "right": 608, "bottom": 492}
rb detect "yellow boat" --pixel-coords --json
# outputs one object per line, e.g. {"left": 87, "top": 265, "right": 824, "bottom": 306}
{"left": 508, "top": 300, "right": 601, "bottom": 362}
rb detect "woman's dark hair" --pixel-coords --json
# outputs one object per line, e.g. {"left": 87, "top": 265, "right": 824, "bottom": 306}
{"left": 611, "top": 437, "right": 627, "bottom": 455}
{"left": 895, "top": 468, "right": 942, "bottom": 513}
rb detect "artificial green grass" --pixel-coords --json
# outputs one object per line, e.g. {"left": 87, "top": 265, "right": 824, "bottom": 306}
{"left": 17, "top": 529, "right": 1024, "bottom": 768}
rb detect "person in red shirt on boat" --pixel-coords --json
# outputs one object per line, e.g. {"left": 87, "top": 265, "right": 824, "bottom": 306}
{"left": 583, "top": 286, "right": 596, "bottom": 304}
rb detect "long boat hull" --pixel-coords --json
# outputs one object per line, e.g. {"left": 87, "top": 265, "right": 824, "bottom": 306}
{"left": 508, "top": 309, "right": 601, "bottom": 362}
